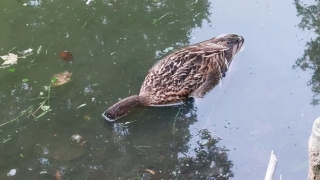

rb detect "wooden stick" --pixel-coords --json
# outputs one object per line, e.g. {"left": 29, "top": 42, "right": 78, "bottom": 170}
{"left": 264, "top": 150, "right": 278, "bottom": 180}
{"left": 308, "top": 117, "right": 320, "bottom": 180}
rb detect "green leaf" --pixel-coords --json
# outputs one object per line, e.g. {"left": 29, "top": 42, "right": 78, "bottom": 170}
{"left": 8, "top": 68, "right": 15, "bottom": 73}
{"left": 51, "top": 77, "right": 57, "bottom": 84}
{"left": 22, "top": 78, "right": 28, "bottom": 82}
{"left": 20, "top": 154, "right": 24, "bottom": 157}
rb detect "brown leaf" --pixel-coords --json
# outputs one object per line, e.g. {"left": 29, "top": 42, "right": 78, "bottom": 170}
{"left": 52, "top": 71, "right": 72, "bottom": 87}
{"left": 55, "top": 170, "right": 61, "bottom": 180}
{"left": 59, "top": 51, "right": 73, "bottom": 61}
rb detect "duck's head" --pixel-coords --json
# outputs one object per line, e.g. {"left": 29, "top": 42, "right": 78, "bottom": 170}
{"left": 102, "top": 95, "right": 143, "bottom": 122}
{"left": 214, "top": 34, "right": 244, "bottom": 62}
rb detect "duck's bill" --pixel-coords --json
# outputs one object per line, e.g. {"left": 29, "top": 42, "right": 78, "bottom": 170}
{"left": 101, "top": 111, "right": 117, "bottom": 122}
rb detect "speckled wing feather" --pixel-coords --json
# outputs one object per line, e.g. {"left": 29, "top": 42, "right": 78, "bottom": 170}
{"left": 139, "top": 40, "right": 229, "bottom": 105}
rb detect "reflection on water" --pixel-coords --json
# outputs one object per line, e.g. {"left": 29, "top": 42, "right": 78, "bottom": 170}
{"left": 294, "top": 0, "right": 320, "bottom": 105}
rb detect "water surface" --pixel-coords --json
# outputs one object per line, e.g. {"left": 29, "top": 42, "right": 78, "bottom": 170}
{"left": 0, "top": 0, "right": 319, "bottom": 179}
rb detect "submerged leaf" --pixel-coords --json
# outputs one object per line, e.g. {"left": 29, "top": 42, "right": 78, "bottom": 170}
{"left": 55, "top": 170, "right": 61, "bottom": 180}
{"left": 8, "top": 68, "right": 15, "bottom": 73}
{"left": 83, "top": 115, "right": 91, "bottom": 120}
{"left": 51, "top": 71, "right": 72, "bottom": 86}
{"left": 59, "top": 51, "right": 73, "bottom": 61}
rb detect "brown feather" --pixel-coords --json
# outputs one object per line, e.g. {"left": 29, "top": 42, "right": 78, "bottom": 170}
{"left": 139, "top": 34, "right": 244, "bottom": 105}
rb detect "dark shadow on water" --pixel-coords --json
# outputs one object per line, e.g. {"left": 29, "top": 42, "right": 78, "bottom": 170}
{"left": 294, "top": 0, "right": 320, "bottom": 105}
{"left": 101, "top": 99, "right": 234, "bottom": 179}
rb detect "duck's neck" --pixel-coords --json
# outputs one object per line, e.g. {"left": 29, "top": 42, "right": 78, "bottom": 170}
{"left": 103, "top": 95, "right": 145, "bottom": 121}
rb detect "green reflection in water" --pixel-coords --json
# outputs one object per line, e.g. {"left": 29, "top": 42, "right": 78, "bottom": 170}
{"left": 0, "top": 0, "right": 234, "bottom": 179}
{"left": 294, "top": 0, "right": 320, "bottom": 105}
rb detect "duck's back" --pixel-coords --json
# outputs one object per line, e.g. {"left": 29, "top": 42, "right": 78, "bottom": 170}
{"left": 139, "top": 40, "right": 230, "bottom": 106}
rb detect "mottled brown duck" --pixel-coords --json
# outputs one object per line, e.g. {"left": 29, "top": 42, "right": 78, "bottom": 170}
{"left": 102, "top": 34, "right": 244, "bottom": 122}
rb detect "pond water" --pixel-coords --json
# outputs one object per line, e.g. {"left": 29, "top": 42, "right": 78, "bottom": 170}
{"left": 0, "top": 0, "right": 319, "bottom": 179}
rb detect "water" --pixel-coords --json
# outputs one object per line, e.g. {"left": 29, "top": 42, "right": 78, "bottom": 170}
{"left": 0, "top": 0, "right": 318, "bottom": 179}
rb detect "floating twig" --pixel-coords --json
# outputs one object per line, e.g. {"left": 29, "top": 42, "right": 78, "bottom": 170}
{"left": 152, "top": 13, "right": 169, "bottom": 24}
{"left": 0, "top": 106, "right": 33, "bottom": 127}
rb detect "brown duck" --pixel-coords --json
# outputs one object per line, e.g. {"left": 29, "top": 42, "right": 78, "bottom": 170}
{"left": 102, "top": 34, "right": 244, "bottom": 122}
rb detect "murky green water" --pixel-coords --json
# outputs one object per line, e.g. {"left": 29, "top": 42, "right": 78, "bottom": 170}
{"left": 0, "top": 0, "right": 319, "bottom": 179}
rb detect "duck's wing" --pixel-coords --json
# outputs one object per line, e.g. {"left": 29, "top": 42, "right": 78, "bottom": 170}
{"left": 139, "top": 43, "right": 228, "bottom": 105}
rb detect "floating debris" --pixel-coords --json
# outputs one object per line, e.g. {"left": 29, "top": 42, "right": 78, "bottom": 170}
{"left": 40, "top": 170, "right": 47, "bottom": 174}
{"left": 37, "top": 46, "right": 42, "bottom": 55}
{"left": 71, "top": 134, "right": 83, "bottom": 143}
{"left": 76, "top": 104, "right": 86, "bottom": 109}
{"left": 163, "top": 47, "right": 174, "bottom": 53}
{"left": 51, "top": 71, "right": 72, "bottom": 87}
{"left": 59, "top": 51, "right": 73, "bottom": 61}
{"left": 7, "top": 169, "right": 16, "bottom": 177}
{"left": 18, "top": 48, "right": 33, "bottom": 55}
{"left": 86, "top": 0, "right": 93, "bottom": 5}
{"left": 144, "top": 169, "right": 156, "bottom": 175}
{"left": 39, "top": 158, "right": 50, "bottom": 165}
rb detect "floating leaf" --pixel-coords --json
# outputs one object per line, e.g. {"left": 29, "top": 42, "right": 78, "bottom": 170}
{"left": 51, "top": 71, "right": 72, "bottom": 86}
{"left": 22, "top": 78, "right": 28, "bottom": 82}
{"left": 59, "top": 51, "right": 73, "bottom": 61}
{"left": 1, "top": 53, "right": 18, "bottom": 67}
{"left": 51, "top": 77, "right": 57, "bottom": 84}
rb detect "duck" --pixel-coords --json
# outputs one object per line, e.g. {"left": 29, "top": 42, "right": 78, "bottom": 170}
{"left": 102, "top": 34, "right": 244, "bottom": 122}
